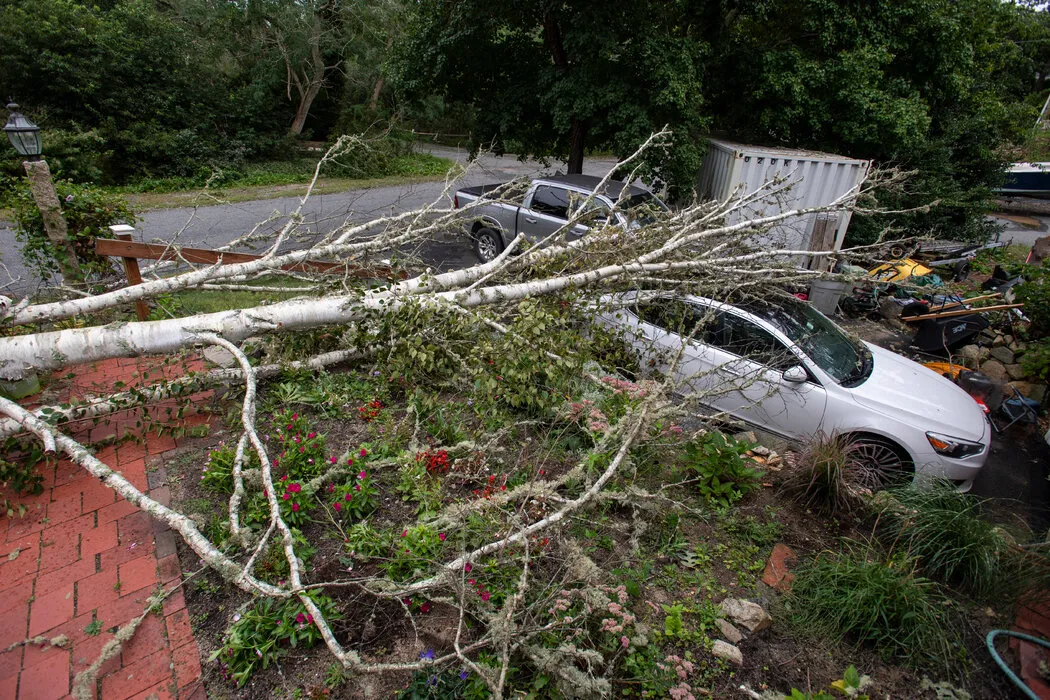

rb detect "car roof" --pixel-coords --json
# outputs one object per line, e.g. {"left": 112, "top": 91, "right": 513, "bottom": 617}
{"left": 537, "top": 174, "right": 652, "bottom": 199}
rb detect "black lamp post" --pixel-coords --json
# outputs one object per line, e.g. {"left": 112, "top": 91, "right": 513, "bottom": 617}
{"left": 3, "top": 103, "right": 43, "bottom": 161}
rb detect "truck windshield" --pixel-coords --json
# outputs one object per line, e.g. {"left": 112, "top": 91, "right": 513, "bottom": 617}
{"left": 620, "top": 192, "right": 669, "bottom": 228}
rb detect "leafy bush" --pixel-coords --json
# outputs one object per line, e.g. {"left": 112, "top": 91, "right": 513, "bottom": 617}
{"left": 876, "top": 486, "right": 1016, "bottom": 598}
{"left": 271, "top": 410, "right": 328, "bottom": 479}
{"left": 1021, "top": 339, "right": 1050, "bottom": 383}
{"left": 681, "top": 432, "right": 762, "bottom": 507}
{"left": 0, "top": 437, "right": 46, "bottom": 518}
{"left": 327, "top": 471, "right": 380, "bottom": 523}
{"left": 785, "top": 433, "right": 876, "bottom": 516}
{"left": 201, "top": 443, "right": 259, "bottom": 494}
{"left": 1016, "top": 264, "right": 1050, "bottom": 338}
{"left": 787, "top": 546, "right": 960, "bottom": 670}
{"left": 384, "top": 525, "right": 447, "bottom": 581}
{"left": 12, "top": 179, "right": 136, "bottom": 282}
{"left": 276, "top": 477, "right": 312, "bottom": 528}
{"left": 344, "top": 522, "right": 391, "bottom": 561}
{"left": 210, "top": 592, "right": 340, "bottom": 686}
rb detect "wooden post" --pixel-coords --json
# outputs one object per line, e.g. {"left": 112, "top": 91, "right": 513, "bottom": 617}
{"left": 23, "top": 159, "right": 83, "bottom": 285}
{"left": 110, "top": 225, "right": 149, "bottom": 321}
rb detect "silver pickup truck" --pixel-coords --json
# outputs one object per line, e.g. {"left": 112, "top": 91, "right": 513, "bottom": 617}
{"left": 454, "top": 174, "right": 668, "bottom": 262}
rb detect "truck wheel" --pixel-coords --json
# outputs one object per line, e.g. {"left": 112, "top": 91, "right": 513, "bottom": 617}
{"left": 473, "top": 228, "right": 503, "bottom": 262}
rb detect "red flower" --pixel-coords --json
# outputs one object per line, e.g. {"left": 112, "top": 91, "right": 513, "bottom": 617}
{"left": 464, "top": 563, "right": 472, "bottom": 573}
{"left": 420, "top": 602, "right": 431, "bottom": 613}
{"left": 282, "top": 493, "right": 291, "bottom": 501}
{"left": 438, "top": 533, "right": 446, "bottom": 542}
{"left": 333, "top": 502, "right": 342, "bottom": 511}
{"left": 288, "top": 483, "right": 302, "bottom": 493}
{"left": 291, "top": 503, "right": 300, "bottom": 512}
{"left": 480, "top": 591, "right": 491, "bottom": 602}
{"left": 360, "top": 448, "right": 368, "bottom": 458}
{"left": 344, "top": 493, "right": 353, "bottom": 501}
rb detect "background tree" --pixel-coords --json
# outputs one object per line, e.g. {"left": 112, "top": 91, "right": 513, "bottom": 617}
{"left": 396, "top": 0, "right": 709, "bottom": 196}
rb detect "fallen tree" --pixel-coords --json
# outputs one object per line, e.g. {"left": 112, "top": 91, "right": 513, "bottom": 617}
{"left": 0, "top": 133, "right": 920, "bottom": 697}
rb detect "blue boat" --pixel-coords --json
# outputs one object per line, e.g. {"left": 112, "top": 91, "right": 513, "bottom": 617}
{"left": 997, "top": 162, "right": 1050, "bottom": 198}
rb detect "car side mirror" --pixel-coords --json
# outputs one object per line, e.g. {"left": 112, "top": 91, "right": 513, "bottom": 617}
{"left": 782, "top": 365, "right": 808, "bottom": 383}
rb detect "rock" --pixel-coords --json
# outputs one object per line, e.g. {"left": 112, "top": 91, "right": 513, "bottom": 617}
{"left": 734, "top": 431, "right": 758, "bottom": 445}
{"left": 1009, "top": 382, "right": 1046, "bottom": 403}
{"left": 751, "top": 445, "right": 771, "bottom": 457}
{"left": 993, "top": 334, "right": 1007, "bottom": 347}
{"left": 716, "top": 618, "right": 744, "bottom": 644}
{"left": 1009, "top": 339, "right": 1025, "bottom": 353}
{"left": 979, "top": 359, "right": 1008, "bottom": 384}
{"left": 1006, "top": 364, "right": 1027, "bottom": 381}
{"left": 958, "top": 345, "right": 981, "bottom": 363}
{"left": 990, "top": 346, "right": 1015, "bottom": 365}
{"left": 978, "top": 347, "right": 992, "bottom": 362}
{"left": 878, "top": 297, "right": 903, "bottom": 320}
{"left": 719, "top": 598, "right": 772, "bottom": 633}
{"left": 712, "top": 640, "right": 744, "bottom": 667}
{"left": 760, "top": 543, "right": 797, "bottom": 592}
{"left": 202, "top": 345, "right": 237, "bottom": 368}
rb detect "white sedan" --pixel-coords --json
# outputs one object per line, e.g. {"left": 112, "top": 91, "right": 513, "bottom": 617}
{"left": 595, "top": 292, "right": 990, "bottom": 490}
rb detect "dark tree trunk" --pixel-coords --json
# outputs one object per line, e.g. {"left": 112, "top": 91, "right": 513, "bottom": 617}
{"left": 568, "top": 118, "right": 588, "bottom": 174}
{"left": 542, "top": 12, "right": 587, "bottom": 174}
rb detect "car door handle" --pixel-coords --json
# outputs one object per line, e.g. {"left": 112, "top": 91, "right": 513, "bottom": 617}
{"left": 525, "top": 217, "right": 538, "bottom": 224}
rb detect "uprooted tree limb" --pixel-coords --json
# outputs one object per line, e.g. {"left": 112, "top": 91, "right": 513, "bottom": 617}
{"left": 0, "top": 132, "right": 920, "bottom": 693}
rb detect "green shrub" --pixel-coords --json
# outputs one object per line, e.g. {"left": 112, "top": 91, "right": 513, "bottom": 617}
{"left": 12, "top": 179, "right": 136, "bottom": 282}
{"left": 1020, "top": 339, "right": 1050, "bottom": 383}
{"left": 210, "top": 592, "right": 340, "bottom": 686}
{"left": 327, "top": 472, "right": 380, "bottom": 523}
{"left": 384, "top": 524, "right": 447, "bottom": 582}
{"left": 201, "top": 443, "right": 260, "bottom": 494}
{"left": 0, "top": 437, "right": 46, "bottom": 518}
{"left": 876, "top": 486, "right": 1016, "bottom": 598}
{"left": 1016, "top": 263, "right": 1050, "bottom": 338}
{"left": 681, "top": 432, "right": 762, "bottom": 507}
{"left": 787, "top": 546, "right": 960, "bottom": 671}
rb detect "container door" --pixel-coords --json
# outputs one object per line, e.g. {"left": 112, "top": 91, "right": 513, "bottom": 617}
{"left": 807, "top": 215, "right": 838, "bottom": 271}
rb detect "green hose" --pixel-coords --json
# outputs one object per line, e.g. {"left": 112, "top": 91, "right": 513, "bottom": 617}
{"left": 987, "top": 629, "right": 1050, "bottom": 700}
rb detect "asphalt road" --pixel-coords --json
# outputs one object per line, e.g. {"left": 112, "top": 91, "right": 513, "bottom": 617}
{"left": 0, "top": 145, "right": 618, "bottom": 298}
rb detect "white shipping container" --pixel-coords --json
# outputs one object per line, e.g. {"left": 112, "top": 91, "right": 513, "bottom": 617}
{"left": 696, "top": 139, "right": 871, "bottom": 269}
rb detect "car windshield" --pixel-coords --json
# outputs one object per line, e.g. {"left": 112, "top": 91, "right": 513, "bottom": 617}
{"left": 745, "top": 301, "right": 870, "bottom": 385}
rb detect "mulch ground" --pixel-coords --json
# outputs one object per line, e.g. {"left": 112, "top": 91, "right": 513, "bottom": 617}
{"left": 0, "top": 353, "right": 216, "bottom": 700}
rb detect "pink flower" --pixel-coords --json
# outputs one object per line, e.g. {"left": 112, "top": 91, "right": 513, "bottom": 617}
{"left": 468, "top": 579, "right": 475, "bottom": 585}
{"left": 327, "top": 484, "right": 335, "bottom": 493}
{"left": 295, "top": 612, "right": 305, "bottom": 623}
{"left": 288, "top": 483, "right": 301, "bottom": 493}
{"left": 307, "top": 614, "right": 313, "bottom": 623}
{"left": 420, "top": 602, "right": 431, "bottom": 613}
{"left": 347, "top": 458, "right": 354, "bottom": 466}
{"left": 281, "top": 475, "right": 289, "bottom": 482}
{"left": 438, "top": 533, "right": 446, "bottom": 542}
{"left": 464, "top": 563, "right": 472, "bottom": 573}
{"left": 292, "top": 413, "right": 298, "bottom": 420}
{"left": 333, "top": 502, "right": 342, "bottom": 511}
{"left": 403, "top": 597, "right": 412, "bottom": 605}
{"left": 282, "top": 493, "right": 290, "bottom": 501}
{"left": 308, "top": 432, "right": 317, "bottom": 439}
{"left": 291, "top": 503, "right": 300, "bottom": 512}
{"left": 621, "top": 636, "right": 629, "bottom": 648}
{"left": 299, "top": 446, "right": 305, "bottom": 453}
{"left": 401, "top": 529, "right": 408, "bottom": 538}
{"left": 359, "top": 448, "right": 368, "bottom": 458}
{"left": 480, "top": 591, "right": 491, "bottom": 602}
{"left": 354, "top": 484, "right": 361, "bottom": 492}
{"left": 330, "top": 456, "right": 337, "bottom": 464}
{"left": 358, "top": 471, "right": 366, "bottom": 480}
{"left": 344, "top": 493, "right": 353, "bottom": 501}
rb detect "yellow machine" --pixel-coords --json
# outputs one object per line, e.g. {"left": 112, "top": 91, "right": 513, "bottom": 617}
{"left": 869, "top": 258, "right": 934, "bottom": 283}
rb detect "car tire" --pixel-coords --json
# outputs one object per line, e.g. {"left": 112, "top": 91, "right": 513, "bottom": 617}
{"left": 847, "top": 434, "right": 914, "bottom": 488}
{"left": 472, "top": 227, "right": 504, "bottom": 263}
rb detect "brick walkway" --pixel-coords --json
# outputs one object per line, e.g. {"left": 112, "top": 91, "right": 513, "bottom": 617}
{"left": 0, "top": 355, "right": 213, "bottom": 700}
{"left": 1013, "top": 596, "right": 1050, "bottom": 699}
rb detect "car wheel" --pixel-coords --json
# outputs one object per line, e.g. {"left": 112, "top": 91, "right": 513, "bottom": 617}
{"left": 473, "top": 227, "right": 503, "bottom": 263}
{"left": 848, "top": 435, "right": 914, "bottom": 488}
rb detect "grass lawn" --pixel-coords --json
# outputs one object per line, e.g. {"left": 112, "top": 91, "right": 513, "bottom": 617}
{"left": 109, "top": 151, "right": 460, "bottom": 210}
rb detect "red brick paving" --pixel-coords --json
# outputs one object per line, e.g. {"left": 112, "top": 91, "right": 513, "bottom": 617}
{"left": 1012, "top": 594, "right": 1050, "bottom": 699}
{"left": 1, "top": 354, "right": 214, "bottom": 700}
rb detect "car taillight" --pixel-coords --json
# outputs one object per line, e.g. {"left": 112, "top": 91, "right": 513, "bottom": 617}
{"left": 972, "top": 397, "right": 990, "bottom": 414}
{"left": 454, "top": 194, "right": 460, "bottom": 209}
